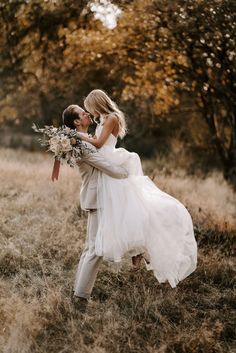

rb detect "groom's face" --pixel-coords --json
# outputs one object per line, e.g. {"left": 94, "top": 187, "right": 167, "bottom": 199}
{"left": 75, "top": 107, "right": 92, "bottom": 128}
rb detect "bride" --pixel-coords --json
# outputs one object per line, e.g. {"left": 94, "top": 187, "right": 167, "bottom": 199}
{"left": 77, "top": 89, "right": 197, "bottom": 288}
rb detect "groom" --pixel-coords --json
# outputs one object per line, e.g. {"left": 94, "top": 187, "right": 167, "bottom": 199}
{"left": 62, "top": 104, "right": 128, "bottom": 302}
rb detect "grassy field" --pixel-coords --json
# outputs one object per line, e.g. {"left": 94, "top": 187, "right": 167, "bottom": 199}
{"left": 0, "top": 148, "right": 235, "bottom": 353}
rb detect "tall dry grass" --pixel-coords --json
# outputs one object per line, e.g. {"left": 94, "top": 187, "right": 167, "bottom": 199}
{"left": 0, "top": 148, "right": 235, "bottom": 353}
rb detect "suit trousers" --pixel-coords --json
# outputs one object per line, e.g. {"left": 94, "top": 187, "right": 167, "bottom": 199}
{"left": 74, "top": 210, "right": 103, "bottom": 299}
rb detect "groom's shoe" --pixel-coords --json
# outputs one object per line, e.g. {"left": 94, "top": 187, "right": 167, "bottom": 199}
{"left": 73, "top": 296, "right": 88, "bottom": 313}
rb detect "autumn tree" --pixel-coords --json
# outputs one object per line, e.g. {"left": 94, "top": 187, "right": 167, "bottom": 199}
{"left": 1, "top": 0, "right": 235, "bottom": 183}
{"left": 165, "top": 0, "right": 236, "bottom": 182}
{"left": 89, "top": 0, "right": 236, "bottom": 182}
{"left": 0, "top": 0, "right": 88, "bottom": 125}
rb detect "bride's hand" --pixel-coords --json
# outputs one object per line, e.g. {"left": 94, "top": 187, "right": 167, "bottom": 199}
{"left": 77, "top": 132, "right": 86, "bottom": 140}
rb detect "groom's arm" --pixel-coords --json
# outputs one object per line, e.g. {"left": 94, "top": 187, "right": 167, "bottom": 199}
{"left": 79, "top": 151, "right": 128, "bottom": 179}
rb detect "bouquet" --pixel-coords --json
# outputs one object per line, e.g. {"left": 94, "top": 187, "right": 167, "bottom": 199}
{"left": 32, "top": 124, "right": 94, "bottom": 181}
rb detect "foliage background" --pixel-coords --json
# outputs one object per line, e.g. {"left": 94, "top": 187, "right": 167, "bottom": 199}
{"left": 1, "top": 0, "right": 235, "bottom": 180}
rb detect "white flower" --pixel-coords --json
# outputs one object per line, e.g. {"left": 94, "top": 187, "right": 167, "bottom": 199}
{"left": 49, "top": 136, "right": 61, "bottom": 154}
{"left": 64, "top": 127, "right": 71, "bottom": 134}
{"left": 33, "top": 122, "right": 95, "bottom": 164}
{"left": 49, "top": 136, "right": 60, "bottom": 145}
{"left": 60, "top": 137, "right": 72, "bottom": 152}
{"left": 49, "top": 143, "right": 61, "bottom": 155}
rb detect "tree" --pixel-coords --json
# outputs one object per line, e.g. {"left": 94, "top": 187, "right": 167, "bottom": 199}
{"left": 0, "top": 0, "right": 88, "bottom": 125}
{"left": 165, "top": 0, "right": 236, "bottom": 182}
{"left": 0, "top": 0, "right": 235, "bottom": 183}
{"left": 90, "top": 0, "right": 236, "bottom": 182}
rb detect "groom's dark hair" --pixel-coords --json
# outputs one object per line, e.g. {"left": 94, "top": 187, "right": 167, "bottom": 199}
{"left": 62, "top": 105, "right": 80, "bottom": 129}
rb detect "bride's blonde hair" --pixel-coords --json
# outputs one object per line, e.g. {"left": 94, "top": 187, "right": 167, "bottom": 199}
{"left": 84, "top": 89, "right": 127, "bottom": 138}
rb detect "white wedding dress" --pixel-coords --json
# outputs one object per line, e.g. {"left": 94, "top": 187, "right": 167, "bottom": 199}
{"left": 95, "top": 119, "right": 197, "bottom": 288}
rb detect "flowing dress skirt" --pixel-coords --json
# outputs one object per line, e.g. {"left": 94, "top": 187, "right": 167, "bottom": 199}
{"left": 95, "top": 144, "right": 197, "bottom": 288}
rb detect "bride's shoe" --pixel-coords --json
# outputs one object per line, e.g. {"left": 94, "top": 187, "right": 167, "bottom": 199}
{"left": 132, "top": 253, "right": 151, "bottom": 270}
{"left": 132, "top": 254, "right": 143, "bottom": 268}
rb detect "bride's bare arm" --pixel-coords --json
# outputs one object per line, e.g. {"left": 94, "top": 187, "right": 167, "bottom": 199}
{"left": 77, "top": 116, "right": 117, "bottom": 148}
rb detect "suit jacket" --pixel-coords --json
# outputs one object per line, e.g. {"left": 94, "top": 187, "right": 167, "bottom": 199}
{"left": 77, "top": 146, "right": 128, "bottom": 210}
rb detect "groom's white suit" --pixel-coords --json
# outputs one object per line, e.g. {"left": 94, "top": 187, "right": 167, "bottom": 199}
{"left": 73, "top": 141, "right": 128, "bottom": 299}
